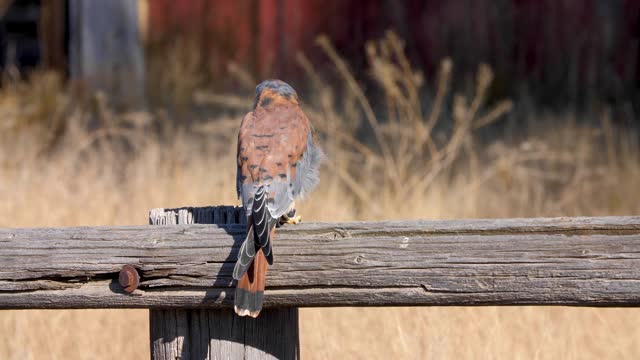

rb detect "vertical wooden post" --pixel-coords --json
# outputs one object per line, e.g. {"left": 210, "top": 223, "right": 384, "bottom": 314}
{"left": 148, "top": 206, "right": 300, "bottom": 360}
{"left": 39, "top": 0, "right": 66, "bottom": 73}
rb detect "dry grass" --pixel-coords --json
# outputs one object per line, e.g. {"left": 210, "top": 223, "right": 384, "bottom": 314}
{"left": 0, "top": 32, "right": 639, "bottom": 359}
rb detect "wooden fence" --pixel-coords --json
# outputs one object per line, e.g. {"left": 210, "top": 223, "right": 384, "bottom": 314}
{"left": 1, "top": 206, "right": 639, "bottom": 359}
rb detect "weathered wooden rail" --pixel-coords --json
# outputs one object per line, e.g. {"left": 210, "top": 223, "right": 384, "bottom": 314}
{"left": 1, "top": 206, "right": 639, "bottom": 359}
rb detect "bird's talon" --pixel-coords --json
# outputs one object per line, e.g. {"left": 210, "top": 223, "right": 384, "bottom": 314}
{"left": 280, "top": 214, "right": 302, "bottom": 225}
{"left": 286, "top": 215, "right": 302, "bottom": 225}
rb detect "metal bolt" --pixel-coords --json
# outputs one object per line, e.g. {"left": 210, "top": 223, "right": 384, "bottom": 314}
{"left": 119, "top": 265, "right": 140, "bottom": 293}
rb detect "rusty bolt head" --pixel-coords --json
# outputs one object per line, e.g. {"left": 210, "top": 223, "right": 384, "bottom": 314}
{"left": 119, "top": 265, "right": 140, "bottom": 293}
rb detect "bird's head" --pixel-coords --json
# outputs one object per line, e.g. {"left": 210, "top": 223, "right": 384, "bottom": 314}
{"left": 254, "top": 79, "right": 299, "bottom": 109}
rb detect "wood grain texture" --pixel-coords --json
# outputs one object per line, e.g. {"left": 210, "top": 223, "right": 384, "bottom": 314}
{"left": 150, "top": 308, "right": 299, "bottom": 360}
{"left": 1, "top": 212, "right": 640, "bottom": 308}
{"left": 148, "top": 206, "right": 298, "bottom": 360}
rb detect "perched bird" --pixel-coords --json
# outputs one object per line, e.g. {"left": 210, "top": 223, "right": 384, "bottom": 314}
{"left": 233, "top": 79, "right": 323, "bottom": 317}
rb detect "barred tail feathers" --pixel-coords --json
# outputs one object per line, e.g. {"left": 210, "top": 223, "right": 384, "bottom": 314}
{"left": 234, "top": 247, "right": 268, "bottom": 317}
{"left": 234, "top": 186, "right": 278, "bottom": 317}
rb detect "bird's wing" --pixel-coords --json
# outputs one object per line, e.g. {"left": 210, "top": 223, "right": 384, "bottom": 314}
{"left": 292, "top": 128, "right": 324, "bottom": 200}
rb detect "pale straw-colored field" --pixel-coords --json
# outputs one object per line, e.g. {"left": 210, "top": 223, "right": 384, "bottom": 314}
{"left": 0, "top": 33, "right": 638, "bottom": 359}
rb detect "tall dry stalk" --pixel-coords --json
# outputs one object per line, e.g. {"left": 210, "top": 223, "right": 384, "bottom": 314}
{"left": 307, "top": 31, "right": 513, "bottom": 215}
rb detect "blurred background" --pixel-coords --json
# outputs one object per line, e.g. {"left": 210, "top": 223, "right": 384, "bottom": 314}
{"left": 0, "top": 0, "right": 639, "bottom": 359}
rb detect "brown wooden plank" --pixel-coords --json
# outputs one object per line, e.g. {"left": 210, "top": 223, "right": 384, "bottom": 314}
{"left": 0, "top": 215, "right": 640, "bottom": 308}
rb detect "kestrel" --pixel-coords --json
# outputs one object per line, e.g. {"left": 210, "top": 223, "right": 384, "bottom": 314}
{"left": 233, "top": 79, "right": 323, "bottom": 317}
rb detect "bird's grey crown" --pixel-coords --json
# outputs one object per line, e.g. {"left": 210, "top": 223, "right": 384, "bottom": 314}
{"left": 255, "top": 79, "right": 297, "bottom": 97}
{"left": 254, "top": 79, "right": 298, "bottom": 108}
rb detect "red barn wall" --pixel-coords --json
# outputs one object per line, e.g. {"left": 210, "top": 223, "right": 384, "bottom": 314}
{"left": 146, "top": 0, "right": 640, "bottom": 106}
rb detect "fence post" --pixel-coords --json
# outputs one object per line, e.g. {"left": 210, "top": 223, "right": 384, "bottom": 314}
{"left": 148, "top": 206, "right": 300, "bottom": 360}
{"left": 68, "top": 0, "right": 145, "bottom": 107}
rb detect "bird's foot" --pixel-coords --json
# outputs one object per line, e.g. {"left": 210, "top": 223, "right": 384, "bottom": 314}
{"left": 284, "top": 214, "right": 302, "bottom": 225}
{"left": 279, "top": 208, "right": 301, "bottom": 226}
